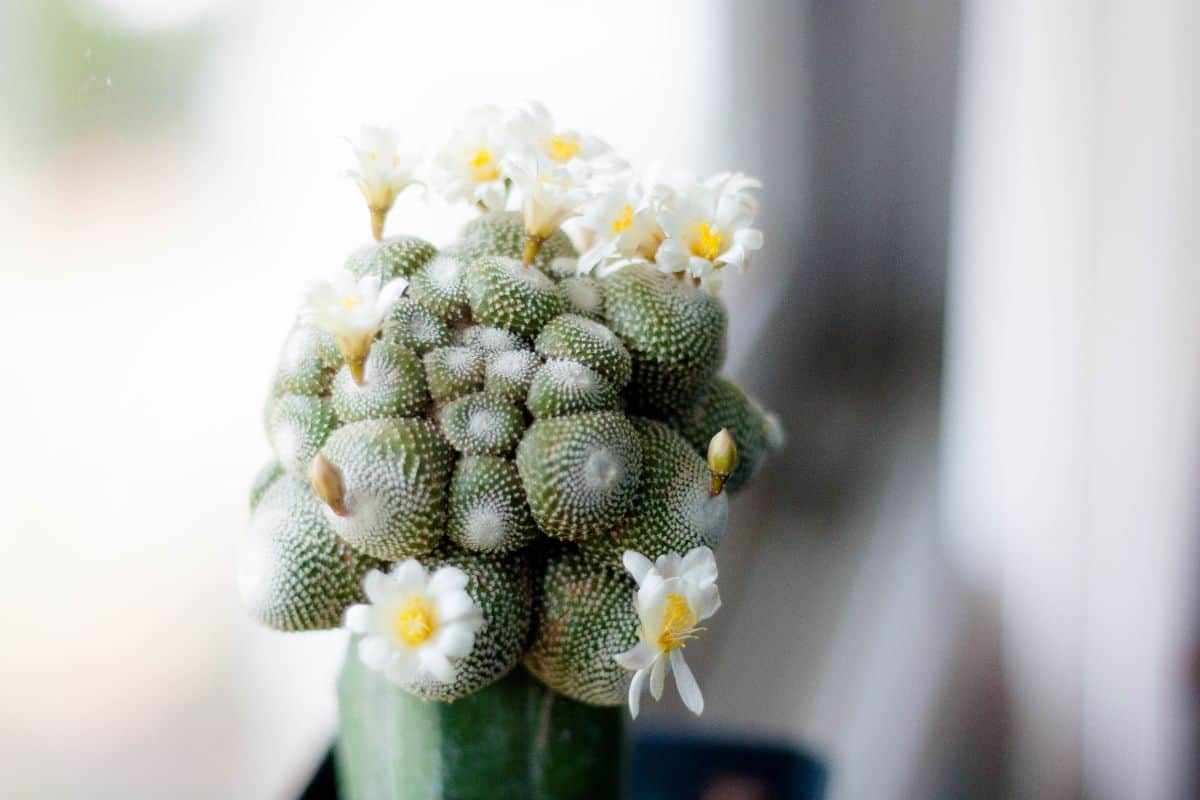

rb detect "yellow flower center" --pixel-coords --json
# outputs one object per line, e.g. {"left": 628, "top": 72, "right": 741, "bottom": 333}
{"left": 611, "top": 204, "right": 634, "bottom": 235}
{"left": 467, "top": 147, "right": 499, "bottom": 182}
{"left": 546, "top": 134, "right": 581, "bottom": 163}
{"left": 690, "top": 222, "right": 723, "bottom": 261}
{"left": 656, "top": 593, "right": 699, "bottom": 652}
{"left": 393, "top": 595, "right": 436, "bottom": 646}
{"left": 340, "top": 295, "right": 362, "bottom": 311}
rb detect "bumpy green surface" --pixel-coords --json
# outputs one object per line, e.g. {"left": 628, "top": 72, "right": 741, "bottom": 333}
{"left": 271, "top": 323, "right": 342, "bottom": 397}
{"left": 604, "top": 262, "right": 727, "bottom": 415}
{"left": 410, "top": 253, "right": 471, "bottom": 321}
{"left": 384, "top": 298, "right": 452, "bottom": 355}
{"left": 524, "top": 547, "right": 639, "bottom": 706}
{"left": 331, "top": 341, "right": 429, "bottom": 422}
{"left": 448, "top": 456, "right": 539, "bottom": 553}
{"left": 535, "top": 314, "right": 632, "bottom": 389}
{"left": 581, "top": 418, "right": 728, "bottom": 566}
{"left": 484, "top": 348, "right": 542, "bottom": 402}
{"left": 318, "top": 418, "right": 455, "bottom": 559}
{"left": 516, "top": 412, "right": 643, "bottom": 541}
{"left": 667, "top": 376, "right": 775, "bottom": 493}
{"left": 423, "top": 345, "right": 485, "bottom": 402}
{"left": 466, "top": 255, "right": 564, "bottom": 338}
{"left": 439, "top": 392, "right": 524, "bottom": 456}
{"left": 345, "top": 235, "right": 437, "bottom": 280}
{"left": 456, "top": 211, "right": 577, "bottom": 273}
{"left": 556, "top": 275, "right": 606, "bottom": 321}
{"left": 244, "top": 213, "right": 781, "bottom": 710}
{"left": 526, "top": 359, "right": 618, "bottom": 419}
{"left": 265, "top": 394, "right": 338, "bottom": 474}
{"left": 240, "top": 474, "right": 382, "bottom": 630}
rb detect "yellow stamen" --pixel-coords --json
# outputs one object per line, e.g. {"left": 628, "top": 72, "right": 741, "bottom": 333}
{"left": 656, "top": 593, "right": 699, "bottom": 652}
{"left": 690, "top": 222, "right": 723, "bottom": 261}
{"left": 546, "top": 134, "right": 581, "bottom": 163}
{"left": 611, "top": 204, "right": 634, "bottom": 235}
{"left": 393, "top": 595, "right": 436, "bottom": 646}
{"left": 467, "top": 147, "right": 499, "bottom": 182}
{"left": 340, "top": 295, "right": 361, "bottom": 310}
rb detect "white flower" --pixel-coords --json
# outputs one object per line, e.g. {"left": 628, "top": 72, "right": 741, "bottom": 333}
{"left": 576, "top": 174, "right": 664, "bottom": 276}
{"left": 505, "top": 101, "right": 625, "bottom": 181}
{"left": 430, "top": 106, "right": 511, "bottom": 212}
{"left": 614, "top": 546, "right": 721, "bottom": 719}
{"left": 299, "top": 269, "right": 408, "bottom": 384}
{"left": 346, "top": 126, "right": 420, "bottom": 240}
{"left": 502, "top": 154, "right": 590, "bottom": 242}
{"left": 654, "top": 172, "right": 765, "bottom": 291}
{"left": 344, "top": 560, "right": 484, "bottom": 688}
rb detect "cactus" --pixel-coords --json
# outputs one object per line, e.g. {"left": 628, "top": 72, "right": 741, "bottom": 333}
{"left": 240, "top": 105, "right": 781, "bottom": 799}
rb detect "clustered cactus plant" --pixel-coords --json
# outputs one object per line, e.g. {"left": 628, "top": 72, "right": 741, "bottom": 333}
{"left": 239, "top": 103, "right": 783, "bottom": 729}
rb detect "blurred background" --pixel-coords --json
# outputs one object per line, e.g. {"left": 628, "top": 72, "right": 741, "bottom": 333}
{"left": 1, "top": 0, "right": 1197, "bottom": 797}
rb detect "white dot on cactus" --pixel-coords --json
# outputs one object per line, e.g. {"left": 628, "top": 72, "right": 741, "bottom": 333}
{"left": 238, "top": 509, "right": 282, "bottom": 612}
{"left": 269, "top": 422, "right": 301, "bottom": 471}
{"left": 574, "top": 317, "right": 616, "bottom": 342}
{"left": 325, "top": 491, "right": 384, "bottom": 540}
{"left": 464, "top": 504, "right": 506, "bottom": 549}
{"left": 467, "top": 409, "right": 502, "bottom": 439}
{"left": 427, "top": 255, "right": 466, "bottom": 290}
{"left": 445, "top": 348, "right": 473, "bottom": 372}
{"left": 491, "top": 351, "right": 529, "bottom": 379}
{"left": 409, "top": 317, "right": 436, "bottom": 341}
{"left": 583, "top": 448, "right": 623, "bottom": 490}
{"left": 546, "top": 360, "right": 594, "bottom": 391}
{"left": 478, "top": 328, "right": 512, "bottom": 351}
{"left": 564, "top": 281, "right": 600, "bottom": 312}
{"left": 498, "top": 256, "right": 554, "bottom": 289}
{"left": 282, "top": 328, "right": 317, "bottom": 371}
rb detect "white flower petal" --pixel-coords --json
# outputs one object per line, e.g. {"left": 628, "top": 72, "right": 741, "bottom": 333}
{"left": 627, "top": 667, "right": 647, "bottom": 719}
{"left": 669, "top": 649, "right": 704, "bottom": 716}
{"left": 435, "top": 625, "right": 476, "bottom": 659}
{"left": 649, "top": 656, "right": 666, "bottom": 701}
{"left": 384, "top": 650, "right": 420, "bottom": 685}
{"left": 697, "top": 585, "right": 722, "bottom": 620}
{"left": 362, "top": 569, "right": 398, "bottom": 605}
{"left": 614, "top": 640, "right": 656, "bottom": 672}
{"left": 344, "top": 603, "right": 376, "bottom": 633}
{"left": 377, "top": 277, "right": 409, "bottom": 310}
{"left": 420, "top": 647, "right": 457, "bottom": 683}
{"left": 357, "top": 634, "right": 393, "bottom": 670}
{"left": 654, "top": 240, "right": 687, "bottom": 272}
{"left": 436, "top": 590, "right": 481, "bottom": 625}
{"left": 621, "top": 551, "right": 656, "bottom": 587}
{"left": 427, "top": 565, "right": 469, "bottom": 595}
{"left": 389, "top": 559, "right": 428, "bottom": 592}
{"left": 678, "top": 546, "right": 718, "bottom": 587}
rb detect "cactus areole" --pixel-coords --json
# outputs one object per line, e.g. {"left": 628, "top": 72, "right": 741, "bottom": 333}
{"left": 239, "top": 104, "right": 782, "bottom": 799}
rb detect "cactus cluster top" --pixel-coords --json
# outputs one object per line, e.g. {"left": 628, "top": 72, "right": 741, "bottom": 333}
{"left": 239, "top": 103, "right": 783, "bottom": 719}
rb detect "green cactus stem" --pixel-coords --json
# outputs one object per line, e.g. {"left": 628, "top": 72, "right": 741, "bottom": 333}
{"left": 336, "top": 651, "right": 627, "bottom": 800}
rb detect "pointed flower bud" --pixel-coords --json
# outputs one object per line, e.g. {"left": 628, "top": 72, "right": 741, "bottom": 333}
{"left": 308, "top": 452, "right": 348, "bottom": 516}
{"left": 706, "top": 428, "right": 737, "bottom": 496}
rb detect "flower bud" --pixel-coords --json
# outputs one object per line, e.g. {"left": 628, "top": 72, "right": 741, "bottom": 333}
{"left": 308, "top": 452, "right": 348, "bottom": 516}
{"left": 706, "top": 428, "right": 737, "bottom": 496}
